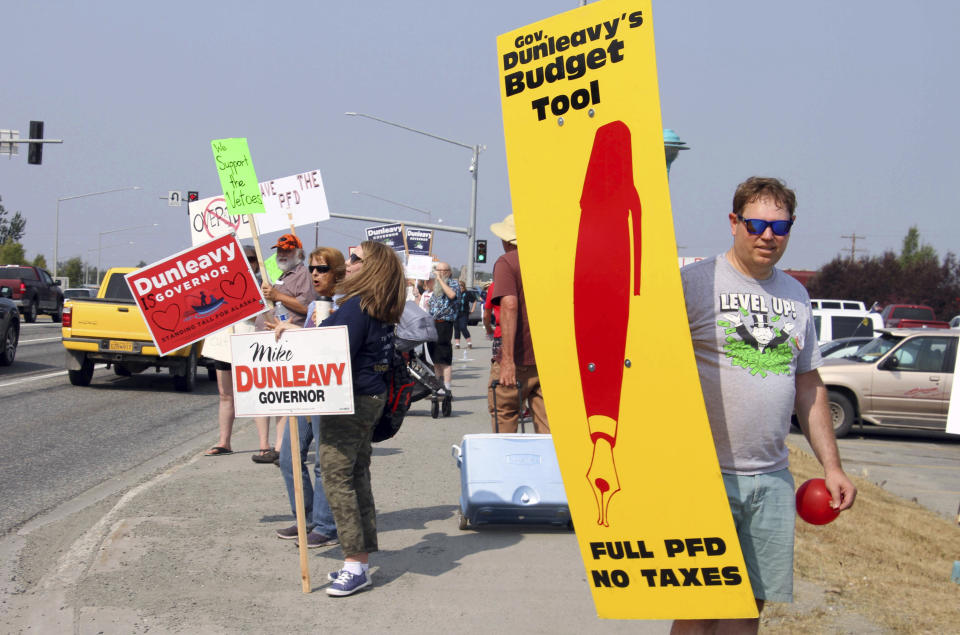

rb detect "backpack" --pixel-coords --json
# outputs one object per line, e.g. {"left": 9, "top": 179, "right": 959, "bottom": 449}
{"left": 458, "top": 288, "right": 474, "bottom": 314}
{"left": 372, "top": 350, "right": 416, "bottom": 443}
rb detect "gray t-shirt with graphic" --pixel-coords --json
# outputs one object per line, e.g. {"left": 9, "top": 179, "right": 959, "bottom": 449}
{"left": 681, "top": 254, "right": 821, "bottom": 475}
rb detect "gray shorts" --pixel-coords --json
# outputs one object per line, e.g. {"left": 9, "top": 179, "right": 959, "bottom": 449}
{"left": 722, "top": 469, "right": 795, "bottom": 602}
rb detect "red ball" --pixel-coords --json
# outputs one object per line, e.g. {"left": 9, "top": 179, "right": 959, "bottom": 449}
{"left": 796, "top": 478, "right": 840, "bottom": 525}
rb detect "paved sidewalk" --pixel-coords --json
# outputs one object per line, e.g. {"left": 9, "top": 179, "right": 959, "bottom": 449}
{"left": 5, "top": 340, "right": 670, "bottom": 633}
{"left": 4, "top": 338, "right": 901, "bottom": 633}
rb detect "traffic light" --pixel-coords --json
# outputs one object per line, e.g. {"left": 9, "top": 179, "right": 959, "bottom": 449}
{"left": 187, "top": 191, "right": 199, "bottom": 203}
{"left": 475, "top": 239, "right": 487, "bottom": 264}
{"left": 27, "top": 121, "right": 43, "bottom": 165}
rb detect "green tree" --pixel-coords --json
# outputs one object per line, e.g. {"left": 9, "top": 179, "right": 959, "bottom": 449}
{"left": 32, "top": 254, "right": 47, "bottom": 269}
{"left": 899, "top": 226, "right": 938, "bottom": 268}
{"left": 0, "top": 196, "right": 26, "bottom": 244}
{"left": 60, "top": 257, "right": 85, "bottom": 288}
{"left": 0, "top": 240, "right": 26, "bottom": 265}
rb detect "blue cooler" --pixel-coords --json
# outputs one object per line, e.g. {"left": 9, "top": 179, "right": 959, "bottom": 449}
{"left": 452, "top": 433, "right": 570, "bottom": 530}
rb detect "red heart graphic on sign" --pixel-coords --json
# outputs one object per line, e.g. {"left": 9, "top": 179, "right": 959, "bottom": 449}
{"left": 220, "top": 273, "right": 247, "bottom": 299}
{"left": 152, "top": 304, "right": 182, "bottom": 332}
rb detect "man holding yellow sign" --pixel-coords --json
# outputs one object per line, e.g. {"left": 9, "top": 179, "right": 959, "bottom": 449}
{"left": 678, "top": 177, "right": 856, "bottom": 632}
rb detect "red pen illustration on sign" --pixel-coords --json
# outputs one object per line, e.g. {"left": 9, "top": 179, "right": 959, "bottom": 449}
{"left": 573, "top": 121, "right": 643, "bottom": 527}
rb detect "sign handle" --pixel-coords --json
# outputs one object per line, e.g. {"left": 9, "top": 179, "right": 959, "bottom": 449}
{"left": 288, "top": 416, "right": 312, "bottom": 593}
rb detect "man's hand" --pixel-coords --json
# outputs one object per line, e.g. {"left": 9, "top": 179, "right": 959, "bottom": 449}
{"left": 824, "top": 468, "right": 857, "bottom": 512}
{"left": 498, "top": 358, "right": 517, "bottom": 388}
{"left": 261, "top": 281, "right": 276, "bottom": 302}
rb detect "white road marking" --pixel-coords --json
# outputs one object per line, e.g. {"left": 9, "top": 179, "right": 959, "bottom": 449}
{"left": 20, "top": 336, "right": 63, "bottom": 345}
{"left": 0, "top": 365, "right": 106, "bottom": 388}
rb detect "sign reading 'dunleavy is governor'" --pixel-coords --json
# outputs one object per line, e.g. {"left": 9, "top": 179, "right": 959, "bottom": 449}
{"left": 498, "top": 0, "right": 755, "bottom": 621}
{"left": 229, "top": 327, "right": 354, "bottom": 417}
{"left": 125, "top": 234, "right": 265, "bottom": 356}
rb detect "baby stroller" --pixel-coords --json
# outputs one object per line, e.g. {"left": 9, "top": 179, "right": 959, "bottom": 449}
{"left": 395, "top": 301, "right": 451, "bottom": 418}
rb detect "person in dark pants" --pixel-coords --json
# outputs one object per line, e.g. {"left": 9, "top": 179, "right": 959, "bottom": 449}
{"left": 317, "top": 241, "right": 405, "bottom": 597}
{"left": 426, "top": 261, "right": 460, "bottom": 397}
{"left": 453, "top": 270, "right": 476, "bottom": 350}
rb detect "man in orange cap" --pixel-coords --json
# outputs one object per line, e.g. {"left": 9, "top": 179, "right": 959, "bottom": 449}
{"left": 252, "top": 233, "right": 316, "bottom": 463}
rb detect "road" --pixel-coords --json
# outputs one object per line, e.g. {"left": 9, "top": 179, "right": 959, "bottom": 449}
{"left": 0, "top": 319, "right": 221, "bottom": 536}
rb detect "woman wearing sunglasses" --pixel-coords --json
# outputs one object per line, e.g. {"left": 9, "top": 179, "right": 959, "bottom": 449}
{"left": 276, "top": 241, "right": 405, "bottom": 596}
{"left": 271, "top": 247, "right": 347, "bottom": 548}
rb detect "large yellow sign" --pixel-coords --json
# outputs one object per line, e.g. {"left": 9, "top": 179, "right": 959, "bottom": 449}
{"left": 497, "top": 1, "right": 757, "bottom": 620}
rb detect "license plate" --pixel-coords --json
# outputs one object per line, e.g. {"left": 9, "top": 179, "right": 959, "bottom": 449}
{"left": 108, "top": 340, "right": 134, "bottom": 352}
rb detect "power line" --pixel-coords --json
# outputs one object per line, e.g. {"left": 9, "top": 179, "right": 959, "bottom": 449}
{"left": 841, "top": 233, "right": 867, "bottom": 260}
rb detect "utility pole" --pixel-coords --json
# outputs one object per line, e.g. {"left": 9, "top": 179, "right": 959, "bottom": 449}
{"left": 841, "top": 233, "right": 866, "bottom": 261}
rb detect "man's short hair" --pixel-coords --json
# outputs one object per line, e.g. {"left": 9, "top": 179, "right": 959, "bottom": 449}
{"left": 732, "top": 177, "right": 797, "bottom": 218}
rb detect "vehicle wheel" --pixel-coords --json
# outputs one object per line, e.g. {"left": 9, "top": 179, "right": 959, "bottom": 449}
{"left": 68, "top": 357, "right": 94, "bottom": 386}
{"left": 173, "top": 347, "right": 198, "bottom": 392}
{"left": 827, "top": 390, "right": 855, "bottom": 438}
{"left": 442, "top": 393, "right": 452, "bottom": 417}
{"left": 24, "top": 300, "right": 37, "bottom": 323}
{"left": 206, "top": 364, "right": 217, "bottom": 382}
{"left": 458, "top": 512, "right": 469, "bottom": 530}
{"left": 114, "top": 363, "right": 132, "bottom": 377}
{"left": 431, "top": 399, "right": 440, "bottom": 419}
{"left": 50, "top": 301, "right": 63, "bottom": 323}
{"left": 0, "top": 323, "right": 18, "bottom": 366}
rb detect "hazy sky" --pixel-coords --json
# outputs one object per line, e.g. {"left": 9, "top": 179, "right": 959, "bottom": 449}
{"left": 4, "top": 1, "right": 958, "bottom": 275}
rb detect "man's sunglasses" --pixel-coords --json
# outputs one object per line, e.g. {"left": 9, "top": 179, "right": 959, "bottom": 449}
{"left": 309, "top": 265, "right": 331, "bottom": 274}
{"left": 348, "top": 254, "right": 363, "bottom": 264}
{"left": 738, "top": 215, "right": 794, "bottom": 236}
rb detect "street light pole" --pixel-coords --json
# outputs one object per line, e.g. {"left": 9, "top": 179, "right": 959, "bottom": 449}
{"left": 55, "top": 186, "right": 141, "bottom": 278}
{"left": 345, "top": 112, "right": 483, "bottom": 284}
{"left": 96, "top": 223, "right": 158, "bottom": 285}
{"left": 351, "top": 191, "right": 440, "bottom": 224}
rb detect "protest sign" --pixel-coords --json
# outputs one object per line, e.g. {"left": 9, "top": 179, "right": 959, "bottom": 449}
{"left": 365, "top": 223, "right": 406, "bottom": 252}
{"left": 947, "top": 345, "right": 960, "bottom": 435}
{"left": 405, "top": 227, "right": 433, "bottom": 256}
{"left": 125, "top": 234, "right": 265, "bottom": 356}
{"left": 229, "top": 327, "right": 354, "bottom": 417}
{"left": 211, "top": 138, "right": 265, "bottom": 215}
{"left": 497, "top": 0, "right": 755, "bottom": 620}
{"left": 405, "top": 254, "right": 434, "bottom": 281}
{"left": 188, "top": 171, "right": 332, "bottom": 246}
{"left": 188, "top": 195, "right": 254, "bottom": 246}
{"left": 256, "top": 170, "right": 331, "bottom": 235}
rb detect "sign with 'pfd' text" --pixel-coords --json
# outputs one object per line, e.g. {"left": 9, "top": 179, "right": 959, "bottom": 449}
{"left": 498, "top": 0, "right": 755, "bottom": 620}
{"left": 126, "top": 234, "right": 265, "bottom": 356}
{"left": 229, "top": 327, "right": 355, "bottom": 417}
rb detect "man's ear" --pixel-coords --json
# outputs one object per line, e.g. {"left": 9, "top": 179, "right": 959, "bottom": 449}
{"left": 729, "top": 213, "right": 739, "bottom": 236}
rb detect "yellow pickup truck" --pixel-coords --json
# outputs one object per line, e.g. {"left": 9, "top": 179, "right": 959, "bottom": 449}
{"left": 61, "top": 267, "right": 204, "bottom": 391}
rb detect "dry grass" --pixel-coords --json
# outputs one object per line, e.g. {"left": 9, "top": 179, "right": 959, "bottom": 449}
{"left": 761, "top": 444, "right": 960, "bottom": 633}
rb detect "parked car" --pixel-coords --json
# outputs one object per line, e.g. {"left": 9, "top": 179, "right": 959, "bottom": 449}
{"left": 878, "top": 304, "right": 949, "bottom": 329}
{"left": 949, "top": 315, "right": 960, "bottom": 328}
{"left": 0, "top": 265, "right": 64, "bottom": 323}
{"left": 819, "top": 336, "right": 874, "bottom": 359}
{"left": 0, "top": 285, "right": 20, "bottom": 365}
{"left": 63, "top": 287, "right": 94, "bottom": 299}
{"left": 818, "top": 328, "right": 957, "bottom": 437}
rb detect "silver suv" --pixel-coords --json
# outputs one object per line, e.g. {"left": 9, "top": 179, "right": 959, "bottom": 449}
{"left": 818, "top": 329, "right": 957, "bottom": 437}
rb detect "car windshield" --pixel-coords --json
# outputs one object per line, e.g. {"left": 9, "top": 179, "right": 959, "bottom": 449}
{"left": 851, "top": 333, "right": 902, "bottom": 362}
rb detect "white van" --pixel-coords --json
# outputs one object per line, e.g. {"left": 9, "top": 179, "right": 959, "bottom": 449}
{"left": 812, "top": 305, "right": 882, "bottom": 344}
{"left": 810, "top": 299, "right": 867, "bottom": 311}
